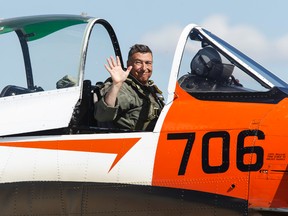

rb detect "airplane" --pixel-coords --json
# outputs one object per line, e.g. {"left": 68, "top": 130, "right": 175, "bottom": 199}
{"left": 0, "top": 14, "right": 288, "bottom": 216}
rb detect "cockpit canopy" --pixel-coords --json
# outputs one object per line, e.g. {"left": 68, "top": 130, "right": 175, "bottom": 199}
{"left": 177, "top": 27, "right": 288, "bottom": 93}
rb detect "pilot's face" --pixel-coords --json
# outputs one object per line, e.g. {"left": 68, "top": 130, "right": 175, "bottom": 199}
{"left": 128, "top": 52, "right": 153, "bottom": 85}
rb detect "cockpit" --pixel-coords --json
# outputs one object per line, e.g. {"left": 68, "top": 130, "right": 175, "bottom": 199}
{"left": 0, "top": 15, "right": 126, "bottom": 136}
{"left": 178, "top": 46, "right": 244, "bottom": 92}
{"left": 177, "top": 28, "right": 288, "bottom": 94}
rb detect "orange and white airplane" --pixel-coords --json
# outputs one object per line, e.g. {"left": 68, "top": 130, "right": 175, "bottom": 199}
{"left": 0, "top": 14, "right": 288, "bottom": 216}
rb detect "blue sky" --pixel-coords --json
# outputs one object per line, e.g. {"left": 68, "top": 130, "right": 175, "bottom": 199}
{"left": 1, "top": 0, "right": 288, "bottom": 94}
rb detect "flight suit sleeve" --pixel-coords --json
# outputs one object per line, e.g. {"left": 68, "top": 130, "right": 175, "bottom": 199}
{"left": 94, "top": 97, "right": 119, "bottom": 122}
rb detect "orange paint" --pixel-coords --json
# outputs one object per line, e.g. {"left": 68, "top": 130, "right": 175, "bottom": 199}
{"left": 0, "top": 138, "right": 140, "bottom": 172}
{"left": 153, "top": 84, "right": 288, "bottom": 208}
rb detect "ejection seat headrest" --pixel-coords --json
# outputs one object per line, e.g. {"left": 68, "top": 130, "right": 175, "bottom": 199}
{"left": 190, "top": 46, "right": 223, "bottom": 80}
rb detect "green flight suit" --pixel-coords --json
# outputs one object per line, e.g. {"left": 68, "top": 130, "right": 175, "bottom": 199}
{"left": 94, "top": 75, "right": 164, "bottom": 131}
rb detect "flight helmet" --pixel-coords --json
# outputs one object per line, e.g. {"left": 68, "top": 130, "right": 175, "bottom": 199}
{"left": 190, "top": 46, "right": 223, "bottom": 80}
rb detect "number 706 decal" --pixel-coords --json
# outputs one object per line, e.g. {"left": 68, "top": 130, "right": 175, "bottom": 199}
{"left": 167, "top": 130, "right": 265, "bottom": 175}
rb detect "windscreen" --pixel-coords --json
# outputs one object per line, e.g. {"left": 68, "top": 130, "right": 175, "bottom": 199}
{"left": 0, "top": 22, "right": 87, "bottom": 97}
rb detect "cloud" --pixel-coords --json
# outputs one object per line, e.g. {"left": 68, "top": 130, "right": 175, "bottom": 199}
{"left": 275, "top": 34, "right": 288, "bottom": 60}
{"left": 201, "top": 15, "right": 288, "bottom": 80}
{"left": 139, "top": 15, "right": 273, "bottom": 60}
{"left": 140, "top": 24, "right": 183, "bottom": 54}
{"left": 140, "top": 14, "right": 288, "bottom": 81}
{"left": 201, "top": 15, "right": 270, "bottom": 62}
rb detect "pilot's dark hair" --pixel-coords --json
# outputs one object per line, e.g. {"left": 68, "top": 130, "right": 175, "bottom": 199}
{"left": 128, "top": 44, "right": 152, "bottom": 61}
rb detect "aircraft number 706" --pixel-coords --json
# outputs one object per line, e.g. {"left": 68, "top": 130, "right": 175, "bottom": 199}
{"left": 167, "top": 130, "right": 265, "bottom": 175}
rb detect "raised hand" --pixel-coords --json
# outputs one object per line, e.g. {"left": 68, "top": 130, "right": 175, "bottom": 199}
{"left": 104, "top": 56, "right": 131, "bottom": 86}
{"left": 103, "top": 56, "right": 132, "bottom": 107}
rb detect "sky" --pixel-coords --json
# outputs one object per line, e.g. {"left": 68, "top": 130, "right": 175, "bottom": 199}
{"left": 1, "top": 0, "right": 288, "bottom": 96}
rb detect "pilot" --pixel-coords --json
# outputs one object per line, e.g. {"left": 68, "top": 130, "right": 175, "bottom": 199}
{"left": 178, "top": 46, "right": 240, "bottom": 91}
{"left": 94, "top": 44, "right": 164, "bottom": 131}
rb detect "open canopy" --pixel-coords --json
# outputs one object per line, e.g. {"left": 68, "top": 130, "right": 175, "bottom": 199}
{"left": 0, "top": 14, "right": 90, "bottom": 40}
